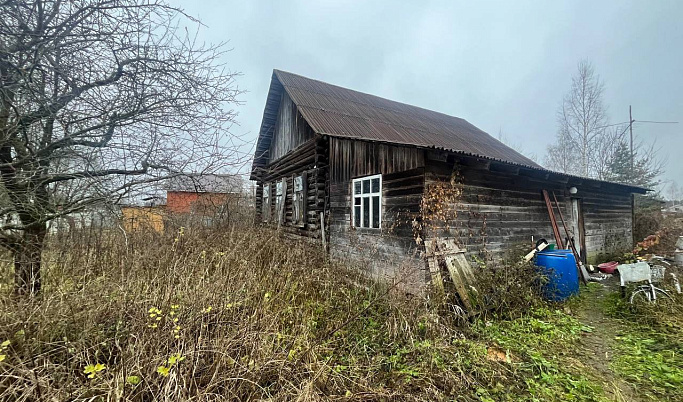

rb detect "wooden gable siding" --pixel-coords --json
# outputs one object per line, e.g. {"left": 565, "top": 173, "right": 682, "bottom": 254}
{"left": 268, "top": 92, "right": 315, "bottom": 163}
{"left": 254, "top": 90, "right": 327, "bottom": 240}
{"left": 329, "top": 138, "right": 425, "bottom": 183}
{"left": 328, "top": 139, "right": 426, "bottom": 287}
{"left": 425, "top": 160, "right": 633, "bottom": 264}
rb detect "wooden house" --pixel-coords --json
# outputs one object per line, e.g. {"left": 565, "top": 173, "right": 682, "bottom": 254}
{"left": 250, "top": 70, "right": 647, "bottom": 287}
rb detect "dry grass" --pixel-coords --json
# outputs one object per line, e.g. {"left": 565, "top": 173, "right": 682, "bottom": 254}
{"left": 0, "top": 225, "right": 504, "bottom": 401}
{"left": 0, "top": 225, "right": 634, "bottom": 401}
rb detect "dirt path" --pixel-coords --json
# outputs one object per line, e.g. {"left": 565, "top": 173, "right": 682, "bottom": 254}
{"left": 573, "top": 281, "right": 641, "bottom": 402}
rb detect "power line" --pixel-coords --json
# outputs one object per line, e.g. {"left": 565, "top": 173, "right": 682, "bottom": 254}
{"left": 635, "top": 120, "right": 679, "bottom": 124}
{"left": 596, "top": 121, "right": 631, "bottom": 129}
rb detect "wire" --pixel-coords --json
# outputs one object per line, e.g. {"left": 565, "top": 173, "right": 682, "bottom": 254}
{"left": 635, "top": 120, "right": 679, "bottom": 124}
{"left": 596, "top": 121, "right": 631, "bottom": 129}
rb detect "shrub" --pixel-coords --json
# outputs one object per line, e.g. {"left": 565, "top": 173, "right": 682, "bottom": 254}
{"left": 470, "top": 244, "right": 545, "bottom": 319}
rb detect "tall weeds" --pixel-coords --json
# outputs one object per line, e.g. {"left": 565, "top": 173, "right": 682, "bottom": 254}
{"left": 0, "top": 226, "right": 506, "bottom": 401}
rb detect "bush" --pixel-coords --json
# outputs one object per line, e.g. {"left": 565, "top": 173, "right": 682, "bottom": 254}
{"left": 470, "top": 244, "right": 545, "bottom": 319}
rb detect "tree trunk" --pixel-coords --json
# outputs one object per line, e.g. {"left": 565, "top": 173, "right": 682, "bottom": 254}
{"left": 14, "top": 226, "right": 46, "bottom": 296}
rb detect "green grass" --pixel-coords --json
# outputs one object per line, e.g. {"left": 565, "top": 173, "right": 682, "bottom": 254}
{"left": 473, "top": 307, "right": 605, "bottom": 401}
{"left": 602, "top": 289, "right": 683, "bottom": 401}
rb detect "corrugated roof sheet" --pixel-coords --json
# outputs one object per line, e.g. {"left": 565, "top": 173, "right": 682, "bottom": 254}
{"left": 275, "top": 70, "right": 540, "bottom": 168}
{"left": 251, "top": 70, "right": 647, "bottom": 193}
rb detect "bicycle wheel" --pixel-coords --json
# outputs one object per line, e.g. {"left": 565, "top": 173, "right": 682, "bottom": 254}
{"left": 630, "top": 286, "right": 675, "bottom": 310}
{"left": 652, "top": 287, "right": 676, "bottom": 309}
{"left": 629, "top": 287, "right": 653, "bottom": 305}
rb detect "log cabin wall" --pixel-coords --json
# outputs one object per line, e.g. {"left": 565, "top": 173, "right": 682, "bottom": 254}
{"left": 328, "top": 138, "right": 426, "bottom": 288}
{"left": 254, "top": 96, "right": 326, "bottom": 240}
{"left": 424, "top": 158, "right": 634, "bottom": 264}
{"left": 579, "top": 190, "right": 633, "bottom": 263}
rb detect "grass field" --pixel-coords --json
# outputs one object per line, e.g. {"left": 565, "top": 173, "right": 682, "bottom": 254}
{"left": 0, "top": 226, "right": 680, "bottom": 401}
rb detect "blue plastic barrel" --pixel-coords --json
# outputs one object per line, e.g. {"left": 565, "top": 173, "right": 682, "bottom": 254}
{"left": 535, "top": 250, "right": 579, "bottom": 301}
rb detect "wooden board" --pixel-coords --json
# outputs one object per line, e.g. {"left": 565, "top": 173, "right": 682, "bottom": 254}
{"left": 424, "top": 238, "right": 476, "bottom": 311}
{"left": 424, "top": 240, "right": 444, "bottom": 296}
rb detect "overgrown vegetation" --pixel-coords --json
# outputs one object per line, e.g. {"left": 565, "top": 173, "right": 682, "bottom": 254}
{"left": 602, "top": 287, "right": 683, "bottom": 401}
{"left": 2, "top": 221, "right": 682, "bottom": 400}
{"left": 0, "top": 225, "right": 626, "bottom": 401}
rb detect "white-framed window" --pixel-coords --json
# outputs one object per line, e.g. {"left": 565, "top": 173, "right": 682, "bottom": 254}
{"left": 262, "top": 183, "right": 271, "bottom": 222}
{"left": 292, "top": 173, "right": 306, "bottom": 226}
{"left": 352, "top": 174, "right": 381, "bottom": 229}
{"left": 275, "top": 179, "right": 285, "bottom": 224}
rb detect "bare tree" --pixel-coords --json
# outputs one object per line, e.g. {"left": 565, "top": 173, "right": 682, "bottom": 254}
{"left": 545, "top": 127, "right": 579, "bottom": 175}
{"left": 591, "top": 125, "right": 628, "bottom": 180}
{"left": 546, "top": 60, "right": 608, "bottom": 177}
{"left": 0, "top": 0, "right": 243, "bottom": 295}
{"left": 497, "top": 128, "right": 539, "bottom": 163}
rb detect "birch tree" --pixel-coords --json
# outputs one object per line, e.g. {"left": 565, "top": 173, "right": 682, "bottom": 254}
{"left": 0, "top": 0, "right": 242, "bottom": 295}
{"left": 546, "top": 61, "right": 607, "bottom": 177}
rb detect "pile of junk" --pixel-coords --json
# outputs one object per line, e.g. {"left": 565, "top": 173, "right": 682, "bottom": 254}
{"left": 524, "top": 238, "right": 681, "bottom": 303}
{"left": 525, "top": 191, "right": 682, "bottom": 303}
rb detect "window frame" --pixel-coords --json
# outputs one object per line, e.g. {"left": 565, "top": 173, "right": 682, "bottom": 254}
{"left": 292, "top": 172, "right": 307, "bottom": 227}
{"left": 275, "top": 178, "right": 286, "bottom": 225}
{"left": 262, "top": 183, "right": 271, "bottom": 222}
{"left": 351, "top": 174, "right": 382, "bottom": 229}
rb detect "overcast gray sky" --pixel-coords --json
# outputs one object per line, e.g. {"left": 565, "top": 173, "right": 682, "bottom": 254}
{"left": 178, "top": 0, "right": 682, "bottom": 194}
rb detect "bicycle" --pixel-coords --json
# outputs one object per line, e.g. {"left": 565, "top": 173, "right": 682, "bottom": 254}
{"left": 619, "top": 261, "right": 674, "bottom": 306}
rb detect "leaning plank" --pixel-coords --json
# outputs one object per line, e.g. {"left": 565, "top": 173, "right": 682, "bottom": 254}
{"left": 423, "top": 240, "right": 444, "bottom": 296}
{"left": 424, "top": 239, "right": 475, "bottom": 310}
{"left": 320, "top": 211, "right": 327, "bottom": 253}
{"left": 439, "top": 240, "right": 475, "bottom": 311}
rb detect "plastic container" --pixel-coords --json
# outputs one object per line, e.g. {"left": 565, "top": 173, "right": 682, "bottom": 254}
{"left": 535, "top": 251, "right": 579, "bottom": 301}
{"left": 597, "top": 261, "right": 618, "bottom": 274}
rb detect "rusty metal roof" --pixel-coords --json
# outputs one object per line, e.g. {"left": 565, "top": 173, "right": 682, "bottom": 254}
{"left": 251, "top": 70, "right": 647, "bottom": 193}
{"left": 280, "top": 70, "right": 540, "bottom": 167}
{"left": 252, "top": 70, "right": 540, "bottom": 175}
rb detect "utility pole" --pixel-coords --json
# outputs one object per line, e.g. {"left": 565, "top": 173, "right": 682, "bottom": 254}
{"left": 629, "top": 105, "right": 634, "bottom": 178}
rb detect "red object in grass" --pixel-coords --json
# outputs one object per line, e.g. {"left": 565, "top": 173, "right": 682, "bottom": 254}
{"left": 598, "top": 261, "right": 618, "bottom": 274}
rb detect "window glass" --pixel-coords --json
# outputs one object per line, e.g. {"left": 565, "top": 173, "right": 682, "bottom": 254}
{"left": 362, "top": 180, "right": 370, "bottom": 194}
{"left": 293, "top": 174, "right": 305, "bottom": 225}
{"left": 371, "top": 178, "right": 380, "bottom": 193}
{"left": 294, "top": 176, "right": 302, "bottom": 191}
{"left": 362, "top": 197, "right": 370, "bottom": 227}
{"left": 354, "top": 206, "right": 361, "bottom": 227}
{"left": 372, "top": 196, "right": 380, "bottom": 228}
{"left": 354, "top": 181, "right": 361, "bottom": 194}
{"left": 354, "top": 197, "right": 361, "bottom": 205}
